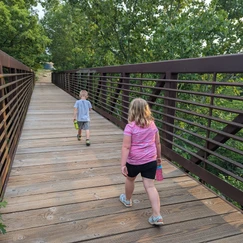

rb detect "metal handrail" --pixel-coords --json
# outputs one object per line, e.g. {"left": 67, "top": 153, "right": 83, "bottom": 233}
{"left": 0, "top": 50, "right": 34, "bottom": 198}
{"left": 53, "top": 54, "right": 243, "bottom": 208}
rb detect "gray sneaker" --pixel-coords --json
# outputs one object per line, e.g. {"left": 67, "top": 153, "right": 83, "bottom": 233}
{"left": 119, "top": 194, "right": 132, "bottom": 207}
{"left": 148, "top": 215, "right": 164, "bottom": 226}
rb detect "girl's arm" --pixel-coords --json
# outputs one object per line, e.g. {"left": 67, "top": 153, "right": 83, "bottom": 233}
{"left": 121, "top": 135, "right": 131, "bottom": 177}
{"left": 155, "top": 131, "right": 162, "bottom": 165}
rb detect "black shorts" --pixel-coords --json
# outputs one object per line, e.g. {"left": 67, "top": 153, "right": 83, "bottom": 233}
{"left": 126, "top": 161, "right": 157, "bottom": 179}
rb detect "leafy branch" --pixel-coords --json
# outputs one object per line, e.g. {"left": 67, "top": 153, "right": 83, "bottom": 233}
{"left": 0, "top": 200, "right": 7, "bottom": 234}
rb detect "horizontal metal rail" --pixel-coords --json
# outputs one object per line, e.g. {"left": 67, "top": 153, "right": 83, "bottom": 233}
{"left": 0, "top": 50, "right": 34, "bottom": 198}
{"left": 53, "top": 54, "right": 243, "bottom": 207}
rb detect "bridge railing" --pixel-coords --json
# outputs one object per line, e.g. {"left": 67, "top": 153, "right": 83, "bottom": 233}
{"left": 0, "top": 50, "right": 34, "bottom": 198}
{"left": 52, "top": 54, "right": 243, "bottom": 208}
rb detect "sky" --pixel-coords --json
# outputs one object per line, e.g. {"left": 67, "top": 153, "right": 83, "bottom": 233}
{"left": 35, "top": 3, "right": 45, "bottom": 19}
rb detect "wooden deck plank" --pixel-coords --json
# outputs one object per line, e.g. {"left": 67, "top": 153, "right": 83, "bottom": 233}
{"left": 78, "top": 212, "right": 243, "bottom": 243}
{"left": 2, "top": 177, "right": 216, "bottom": 213}
{"left": 21, "top": 118, "right": 119, "bottom": 129}
{"left": 2, "top": 82, "right": 242, "bottom": 243}
{"left": 18, "top": 129, "right": 123, "bottom": 140}
{"left": 2, "top": 198, "right": 236, "bottom": 232}
{"left": 5, "top": 166, "right": 185, "bottom": 197}
{"left": 209, "top": 234, "right": 243, "bottom": 243}
{"left": 1, "top": 211, "right": 242, "bottom": 242}
{"left": 8, "top": 161, "right": 181, "bottom": 179}
{"left": 15, "top": 141, "right": 123, "bottom": 154}
{"left": 16, "top": 135, "right": 123, "bottom": 149}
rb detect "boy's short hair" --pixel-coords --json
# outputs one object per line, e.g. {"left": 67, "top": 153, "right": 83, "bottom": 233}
{"left": 79, "top": 90, "right": 88, "bottom": 98}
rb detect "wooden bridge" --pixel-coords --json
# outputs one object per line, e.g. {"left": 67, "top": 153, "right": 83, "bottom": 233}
{"left": 0, "top": 51, "right": 243, "bottom": 242}
{"left": 0, "top": 74, "right": 242, "bottom": 242}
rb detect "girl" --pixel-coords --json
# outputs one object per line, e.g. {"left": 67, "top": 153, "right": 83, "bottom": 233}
{"left": 119, "top": 98, "right": 163, "bottom": 225}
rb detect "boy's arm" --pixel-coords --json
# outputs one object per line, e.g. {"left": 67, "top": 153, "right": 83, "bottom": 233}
{"left": 73, "top": 108, "right": 78, "bottom": 121}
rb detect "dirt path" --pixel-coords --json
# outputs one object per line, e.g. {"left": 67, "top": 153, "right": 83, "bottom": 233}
{"left": 36, "top": 70, "right": 52, "bottom": 83}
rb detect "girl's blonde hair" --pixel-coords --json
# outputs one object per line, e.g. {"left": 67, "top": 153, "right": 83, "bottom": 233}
{"left": 128, "top": 98, "right": 154, "bottom": 127}
{"left": 79, "top": 90, "right": 88, "bottom": 98}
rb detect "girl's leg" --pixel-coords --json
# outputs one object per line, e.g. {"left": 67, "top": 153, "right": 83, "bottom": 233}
{"left": 125, "top": 176, "right": 136, "bottom": 200}
{"left": 142, "top": 177, "right": 161, "bottom": 216}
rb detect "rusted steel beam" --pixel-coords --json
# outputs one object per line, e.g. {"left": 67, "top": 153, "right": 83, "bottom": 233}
{"left": 0, "top": 50, "right": 31, "bottom": 71}
{"left": 147, "top": 74, "right": 166, "bottom": 107}
{"left": 162, "top": 72, "right": 178, "bottom": 150}
{"left": 88, "top": 54, "right": 243, "bottom": 74}
{"left": 109, "top": 78, "right": 122, "bottom": 113}
{"left": 191, "top": 114, "right": 243, "bottom": 164}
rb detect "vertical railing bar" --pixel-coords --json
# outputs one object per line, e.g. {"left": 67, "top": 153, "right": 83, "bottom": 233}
{"left": 121, "top": 72, "right": 130, "bottom": 124}
{"left": 162, "top": 72, "right": 178, "bottom": 152}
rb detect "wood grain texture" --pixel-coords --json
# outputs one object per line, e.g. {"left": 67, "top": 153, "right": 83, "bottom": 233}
{"left": 1, "top": 81, "right": 242, "bottom": 243}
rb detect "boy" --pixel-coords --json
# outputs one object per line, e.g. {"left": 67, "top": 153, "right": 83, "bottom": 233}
{"left": 73, "top": 90, "right": 92, "bottom": 146}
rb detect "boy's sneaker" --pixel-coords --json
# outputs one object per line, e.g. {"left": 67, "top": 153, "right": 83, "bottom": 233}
{"left": 119, "top": 194, "right": 132, "bottom": 207}
{"left": 77, "top": 135, "right": 81, "bottom": 141}
{"left": 86, "top": 139, "right": 90, "bottom": 146}
{"left": 148, "top": 215, "right": 164, "bottom": 226}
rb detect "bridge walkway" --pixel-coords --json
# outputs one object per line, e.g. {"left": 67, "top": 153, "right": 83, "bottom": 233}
{"left": 1, "top": 77, "right": 242, "bottom": 242}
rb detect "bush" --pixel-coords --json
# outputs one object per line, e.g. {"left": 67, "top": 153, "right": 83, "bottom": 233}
{"left": 0, "top": 200, "right": 7, "bottom": 234}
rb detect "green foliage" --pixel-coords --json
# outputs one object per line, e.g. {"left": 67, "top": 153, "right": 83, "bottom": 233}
{"left": 213, "top": 0, "right": 243, "bottom": 19}
{"left": 151, "top": 1, "right": 242, "bottom": 60}
{"left": 219, "top": 173, "right": 243, "bottom": 191}
{"left": 0, "top": 0, "right": 50, "bottom": 70}
{"left": 0, "top": 200, "right": 7, "bottom": 234}
{"left": 40, "top": 0, "right": 243, "bottom": 70}
{"left": 1, "top": 0, "right": 243, "bottom": 71}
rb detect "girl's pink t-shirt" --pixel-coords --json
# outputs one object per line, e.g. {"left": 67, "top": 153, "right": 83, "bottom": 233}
{"left": 124, "top": 121, "right": 158, "bottom": 165}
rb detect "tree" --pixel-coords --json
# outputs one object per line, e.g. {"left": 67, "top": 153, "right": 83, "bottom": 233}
{"left": 213, "top": 0, "right": 243, "bottom": 19}
{"left": 41, "top": 0, "right": 243, "bottom": 69}
{"left": 0, "top": 0, "right": 50, "bottom": 69}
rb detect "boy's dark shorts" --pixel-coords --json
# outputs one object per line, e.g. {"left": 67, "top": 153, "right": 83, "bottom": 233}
{"left": 77, "top": 121, "right": 90, "bottom": 130}
{"left": 126, "top": 160, "right": 157, "bottom": 179}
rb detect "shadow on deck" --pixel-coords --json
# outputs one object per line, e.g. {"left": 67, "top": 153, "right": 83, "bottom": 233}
{"left": 1, "top": 79, "right": 243, "bottom": 242}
